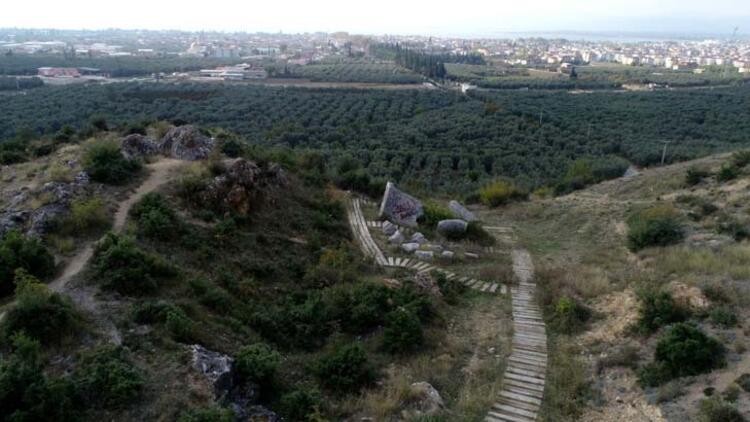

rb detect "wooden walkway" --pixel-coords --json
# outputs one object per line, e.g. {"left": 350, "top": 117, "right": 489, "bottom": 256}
{"left": 346, "top": 198, "right": 505, "bottom": 295}
{"left": 486, "top": 249, "right": 547, "bottom": 422}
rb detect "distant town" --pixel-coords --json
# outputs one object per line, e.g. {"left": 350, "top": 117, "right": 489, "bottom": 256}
{"left": 0, "top": 29, "right": 748, "bottom": 86}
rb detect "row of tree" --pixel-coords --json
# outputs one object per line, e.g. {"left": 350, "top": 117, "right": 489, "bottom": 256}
{"left": 370, "top": 43, "right": 484, "bottom": 79}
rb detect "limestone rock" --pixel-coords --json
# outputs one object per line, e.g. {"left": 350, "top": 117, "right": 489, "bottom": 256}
{"left": 414, "top": 272, "right": 441, "bottom": 297}
{"left": 378, "top": 182, "right": 423, "bottom": 227}
{"left": 449, "top": 200, "right": 477, "bottom": 222}
{"left": 388, "top": 230, "right": 405, "bottom": 244}
{"left": 382, "top": 220, "right": 398, "bottom": 236}
{"left": 441, "top": 250, "right": 455, "bottom": 259}
{"left": 415, "top": 250, "right": 434, "bottom": 261}
{"left": 189, "top": 344, "right": 234, "bottom": 399}
{"left": 203, "top": 159, "right": 286, "bottom": 215}
{"left": 437, "top": 219, "right": 468, "bottom": 237}
{"left": 464, "top": 252, "right": 480, "bottom": 259}
{"left": 401, "top": 242, "right": 420, "bottom": 253}
{"left": 120, "top": 134, "right": 158, "bottom": 159}
{"left": 159, "top": 125, "right": 215, "bottom": 161}
{"left": 411, "top": 232, "right": 428, "bottom": 244}
{"left": 668, "top": 281, "right": 710, "bottom": 311}
{"left": 409, "top": 382, "right": 445, "bottom": 415}
{"left": 0, "top": 211, "right": 30, "bottom": 238}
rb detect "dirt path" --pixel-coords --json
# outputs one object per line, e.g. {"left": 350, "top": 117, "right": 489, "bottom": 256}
{"left": 0, "top": 159, "right": 185, "bottom": 337}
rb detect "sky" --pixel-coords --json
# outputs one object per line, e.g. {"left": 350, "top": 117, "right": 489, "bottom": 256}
{"left": 4, "top": 0, "right": 750, "bottom": 37}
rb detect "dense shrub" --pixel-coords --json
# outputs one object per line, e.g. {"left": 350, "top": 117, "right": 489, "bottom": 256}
{"left": 92, "top": 233, "right": 175, "bottom": 295}
{"left": 550, "top": 296, "right": 591, "bottom": 334}
{"left": 465, "top": 221, "right": 496, "bottom": 246}
{"left": 382, "top": 307, "right": 424, "bottom": 353}
{"left": 1, "top": 269, "right": 79, "bottom": 344}
{"left": 635, "top": 290, "right": 688, "bottom": 334}
{"left": 686, "top": 166, "right": 711, "bottom": 186}
{"left": 75, "top": 346, "right": 144, "bottom": 408}
{"left": 130, "top": 193, "right": 181, "bottom": 240}
{"left": 698, "top": 396, "right": 746, "bottom": 422}
{"left": 83, "top": 139, "right": 142, "bottom": 184}
{"left": 731, "top": 150, "right": 750, "bottom": 168}
{"left": 479, "top": 180, "right": 526, "bottom": 207}
{"left": 278, "top": 387, "right": 323, "bottom": 421}
{"left": 717, "top": 164, "right": 739, "bottom": 182}
{"left": 324, "top": 282, "right": 391, "bottom": 334}
{"left": 0, "top": 333, "right": 79, "bottom": 421}
{"left": 0, "top": 230, "right": 55, "bottom": 297}
{"left": 312, "top": 343, "right": 375, "bottom": 392}
{"left": 709, "top": 306, "right": 738, "bottom": 327}
{"left": 234, "top": 343, "right": 281, "bottom": 384}
{"left": 638, "top": 323, "right": 725, "bottom": 387}
{"left": 303, "top": 246, "right": 360, "bottom": 287}
{"left": 626, "top": 205, "right": 684, "bottom": 251}
{"left": 434, "top": 271, "right": 467, "bottom": 305}
{"left": 165, "top": 307, "right": 195, "bottom": 342}
{"left": 178, "top": 406, "right": 235, "bottom": 422}
{"left": 132, "top": 300, "right": 182, "bottom": 324}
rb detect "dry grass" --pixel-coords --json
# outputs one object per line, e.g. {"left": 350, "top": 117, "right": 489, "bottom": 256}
{"left": 646, "top": 244, "right": 750, "bottom": 281}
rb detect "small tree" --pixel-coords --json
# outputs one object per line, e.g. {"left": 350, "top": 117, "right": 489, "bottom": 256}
{"left": 0, "top": 230, "right": 55, "bottom": 297}
{"left": 382, "top": 307, "right": 423, "bottom": 353}
{"left": 627, "top": 205, "right": 683, "bottom": 251}
{"left": 234, "top": 343, "right": 281, "bottom": 385}
{"left": 83, "top": 140, "right": 141, "bottom": 184}
{"left": 312, "top": 343, "right": 375, "bottom": 392}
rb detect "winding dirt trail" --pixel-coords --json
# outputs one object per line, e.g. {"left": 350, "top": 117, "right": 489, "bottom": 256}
{"left": 0, "top": 159, "right": 185, "bottom": 337}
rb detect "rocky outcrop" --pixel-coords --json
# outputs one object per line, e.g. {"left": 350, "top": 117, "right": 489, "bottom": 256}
{"left": 407, "top": 382, "right": 445, "bottom": 416}
{"left": 121, "top": 134, "right": 159, "bottom": 159}
{"left": 379, "top": 182, "right": 423, "bottom": 227}
{"left": 159, "top": 125, "right": 215, "bottom": 161}
{"left": 448, "top": 200, "right": 477, "bottom": 222}
{"left": 190, "top": 344, "right": 234, "bottom": 400}
{"left": 203, "top": 159, "right": 287, "bottom": 215}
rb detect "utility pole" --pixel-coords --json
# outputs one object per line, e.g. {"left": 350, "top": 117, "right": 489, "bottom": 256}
{"left": 660, "top": 141, "right": 671, "bottom": 165}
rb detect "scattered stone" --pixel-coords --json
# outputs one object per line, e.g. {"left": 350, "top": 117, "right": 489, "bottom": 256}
{"left": 437, "top": 219, "right": 468, "bottom": 237}
{"left": 388, "top": 230, "right": 405, "bottom": 244}
{"left": 378, "top": 181, "right": 423, "bottom": 227}
{"left": 27, "top": 204, "right": 67, "bottom": 237}
{"left": 381, "top": 278, "right": 403, "bottom": 289}
{"left": 408, "top": 382, "right": 445, "bottom": 416}
{"left": 415, "top": 250, "right": 434, "bottom": 261}
{"left": 425, "top": 244, "right": 443, "bottom": 252}
{"left": 401, "top": 242, "right": 420, "bottom": 253}
{"left": 411, "top": 232, "right": 428, "bottom": 244}
{"left": 159, "top": 125, "right": 215, "bottom": 161}
{"left": 120, "top": 134, "right": 159, "bottom": 159}
{"left": 449, "top": 200, "right": 477, "bottom": 222}
{"left": 441, "top": 250, "right": 455, "bottom": 259}
{"left": 464, "top": 252, "right": 480, "bottom": 259}
{"left": 382, "top": 220, "right": 398, "bottom": 236}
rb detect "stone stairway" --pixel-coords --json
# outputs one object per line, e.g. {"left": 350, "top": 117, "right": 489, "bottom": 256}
{"left": 347, "top": 198, "right": 505, "bottom": 295}
{"left": 486, "top": 249, "right": 547, "bottom": 422}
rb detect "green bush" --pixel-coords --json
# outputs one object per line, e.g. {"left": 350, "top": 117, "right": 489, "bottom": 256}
{"left": 434, "top": 271, "right": 467, "bottom": 305}
{"left": 709, "top": 306, "right": 738, "bottom": 328}
{"left": 626, "top": 205, "right": 684, "bottom": 251}
{"left": 731, "top": 150, "right": 750, "bottom": 168}
{"left": 717, "top": 164, "right": 739, "bottom": 182}
{"left": 83, "top": 139, "right": 141, "bottom": 184}
{"left": 639, "top": 323, "right": 725, "bottom": 387}
{"left": 132, "top": 300, "right": 182, "bottom": 324}
{"left": 636, "top": 290, "right": 688, "bottom": 334}
{"left": 698, "top": 396, "right": 745, "bottom": 422}
{"left": 75, "top": 346, "right": 144, "bottom": 408}
{"left": 1, "top": 269, "right": 79, "bottom": 344}
{"left": 278, "top": 387, "right": 323, "bottom": 420}
{"left": 92, "top": 233, "right": 175, "bottom": 295}
{"left": 464, "top": 221, "right": 496, "bottom": 247}
{"left": 550, "top": 296, "right": 591, "bottom": 334}
{"left": 234, "top": 343, "right": 281, "bottom": 384}
{"left": 179, "top": 406, "right": 235, "bottom": 422}
{"left": 58, "top": 196, "right": 110, "bottom": 235}
{"left": 312, "top": 343, "right": 375, "bottom": 392}
{"left": 686, "top": 166, "right": 711, "bottom": 186}
{"left": 0, "top": 332, "right": 79, "bottom": 421}
{"left": 382, "top": 307, "right": 424, "bottom": 353}
{"left": 0, "top": 230, "right": 55, "bottom": 297}
{"left": 417, "top": 201, "right": 454, "bottom": 228}
{"left": 479, "top": 180, "right": 526, "bottom": 207}
{"left": 130, "top": 193, "right": 180, "bottom": 240}
{"left": 165, "top": 308, "right": 195, "bottom": 342}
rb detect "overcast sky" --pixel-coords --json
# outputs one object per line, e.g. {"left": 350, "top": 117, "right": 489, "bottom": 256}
{"left": 4, "top": 0, "right": 750, "bottom": 36}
